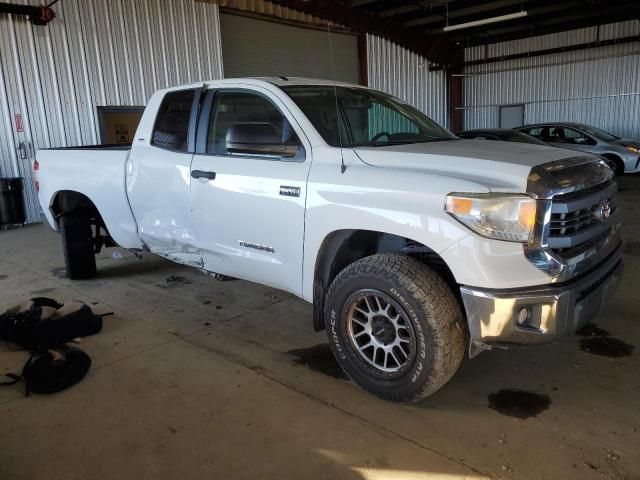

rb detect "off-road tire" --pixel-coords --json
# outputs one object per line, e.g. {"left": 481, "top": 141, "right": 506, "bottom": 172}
{"left": 59, "top": 214, "right": 97, "bottom": 280}
{"left": 325, "top": 254, "right": 465, "bottom": 402}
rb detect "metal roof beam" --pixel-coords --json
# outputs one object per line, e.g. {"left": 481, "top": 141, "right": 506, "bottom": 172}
{"left": 348, "top": 0, "right": 380, "bottom": 7}
{"left": 421, "top": 2, "right": 581, "bottom": 34}
{"left": 393, "top": 0, "right": 620, "bottom": 31}
{"left": 462, "top": 10, "right": 639, "bottom": 46}
{"left": 264, "top": 0, "right": 462, "bottom": 66}
{"left": 377, "top": 0, "right": 453, "bottom": 18}
{"left": 0, "top": 1, "right": 56, "bottom": 25}
{"left": 399, "top": 0, "right": 525, "bottom": 27}
{"left": 460, "top": 35, "right": 640, "bottom": 67}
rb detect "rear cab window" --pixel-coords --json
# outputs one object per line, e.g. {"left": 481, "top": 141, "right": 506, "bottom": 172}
{"left": 152, "top": 89, "right": 197, "bottom": 152}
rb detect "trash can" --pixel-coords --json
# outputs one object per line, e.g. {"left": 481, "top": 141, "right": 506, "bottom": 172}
{"left": 0, "top": 177, "right": 26, "bottom": 225}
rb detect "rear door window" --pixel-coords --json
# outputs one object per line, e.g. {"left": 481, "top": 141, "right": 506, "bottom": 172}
{"left": 545, "top": 127, "right": 595, "bottom": 145}
{"left": 525, "top": 127, "right": 545, "bottom": 139}
{"left": 564, "top": 128, "right": 596, "bottom": 145}
{"left": 152, "top": 89, "right": 196, "bottom": 152}
{"left": 547, "top": 127, "right": 569, "bottom": 143}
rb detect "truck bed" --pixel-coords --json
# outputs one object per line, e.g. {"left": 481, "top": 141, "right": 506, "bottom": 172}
{"left": 36, "top": 146, "right": 143, "bottom": 250}
{"left": 40, "top": 144, "right": 132, "bottom": 151}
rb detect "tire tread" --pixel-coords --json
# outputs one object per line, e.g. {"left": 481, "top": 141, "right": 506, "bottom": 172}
{"left": 60, "top": 214, "right": 97, "bottom": 280}
{"left": 326, "top": 253, "right": 465, "bottom": 402}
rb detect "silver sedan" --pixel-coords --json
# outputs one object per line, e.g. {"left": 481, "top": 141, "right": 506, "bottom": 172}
{"left": 515, "top": 123, "right": 640, "bottom": 175}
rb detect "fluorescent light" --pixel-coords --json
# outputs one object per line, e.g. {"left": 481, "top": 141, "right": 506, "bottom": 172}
{"left": 443, "top": 11, "right": 528, "bottom": 32}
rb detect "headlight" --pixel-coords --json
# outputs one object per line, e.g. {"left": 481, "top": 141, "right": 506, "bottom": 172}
{"left": 445, "top": 193, "right": 537, "bottom": 243}
{"left": 626, "top": 146, "right": 639, "bottom": 154}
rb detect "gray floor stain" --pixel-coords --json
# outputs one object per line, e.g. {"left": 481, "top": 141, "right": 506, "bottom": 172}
{"left": 624, "top": 241, "right": 640, "bottom": 256}
{"left": 51, "top": 267, "right": 66, "bottom": 279}
{"left": 287, "top": 344, "right": 348, "bottom": 380}
{"left": 580, "top": 337, "right": 634, "bottom": 357}
{"left": 576, "top": 323, "right": 610, "bottom": 337}
{"left": 30, "top": 287, "right": 56, "bottom": 295}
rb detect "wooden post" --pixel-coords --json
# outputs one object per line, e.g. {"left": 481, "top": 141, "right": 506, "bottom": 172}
{"left": 447, "top": 67, "right": 464, "bottom": 134}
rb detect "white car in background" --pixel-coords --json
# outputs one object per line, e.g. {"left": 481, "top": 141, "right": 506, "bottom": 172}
{"left": 516, "top": 122, "right": 640, "bottom": 175}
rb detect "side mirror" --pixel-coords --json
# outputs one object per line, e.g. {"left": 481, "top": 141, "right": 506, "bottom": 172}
{"left": 574, "top": 137, "right": 586, "bottom": 144}
{"left": 225, "top": 122, "right": 299, "bottom": 158}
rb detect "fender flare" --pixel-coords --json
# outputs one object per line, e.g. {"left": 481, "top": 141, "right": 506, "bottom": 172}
{"left": 311, "top": 229, "right": 455, "bottom": 331}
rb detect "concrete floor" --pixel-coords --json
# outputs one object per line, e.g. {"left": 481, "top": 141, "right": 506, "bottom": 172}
{"left": 1, "top": 176, "right": 639, "bottom": 480}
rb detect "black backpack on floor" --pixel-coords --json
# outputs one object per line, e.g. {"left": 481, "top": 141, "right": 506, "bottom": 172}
{"left": 1, "top": 297, "right": 105, "bottom": 395}
{"left": 0, "top": 297, "right": 103, "bottom": 350}
{"left": 1, "top": 346, "right": 91, "bottom": 395}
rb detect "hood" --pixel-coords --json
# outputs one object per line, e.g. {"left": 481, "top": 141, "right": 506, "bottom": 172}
{"left": 612, "top": 138, "right": 640, "bottom": 149}
{"left": 354, "top": 139, "right": 588, "bottom": 192}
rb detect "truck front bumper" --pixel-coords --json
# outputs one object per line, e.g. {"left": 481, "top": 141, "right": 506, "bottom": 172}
{"left": 460, "top": 244, "right": 623, "bottom": 357}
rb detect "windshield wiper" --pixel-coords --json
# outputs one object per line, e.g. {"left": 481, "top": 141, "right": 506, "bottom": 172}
{"left": 369, "top": 140, "right": 417, "bottom": 147}
{"left": 368, "top": 138, "right": 458, "bottom": 147}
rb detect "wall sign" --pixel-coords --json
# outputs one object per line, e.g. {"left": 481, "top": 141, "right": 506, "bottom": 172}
{"left": 115, "top": 124, "right": 130, "bottom": 143}
{"left": 14, "top": 113, "right": 24, "bottom": 133}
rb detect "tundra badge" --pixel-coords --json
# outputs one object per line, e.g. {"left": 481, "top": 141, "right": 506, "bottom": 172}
{"left": 280, "top": 185, "right": 300, "bottom": 197}
{"left": 239, "top": 241, "right": 275, "bottom": 253}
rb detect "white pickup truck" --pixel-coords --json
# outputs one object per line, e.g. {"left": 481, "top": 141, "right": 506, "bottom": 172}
{"left": 36, "top": 77, "right": 622, "bottom": 402}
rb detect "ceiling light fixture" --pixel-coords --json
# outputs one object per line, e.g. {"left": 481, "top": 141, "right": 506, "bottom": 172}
{"left": 443, "top": 11, "right": 528, "bottom": 32}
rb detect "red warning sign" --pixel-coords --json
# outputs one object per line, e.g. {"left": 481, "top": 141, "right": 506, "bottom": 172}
{"left": 14, "top": 113, "right": 24, "bottom": 133}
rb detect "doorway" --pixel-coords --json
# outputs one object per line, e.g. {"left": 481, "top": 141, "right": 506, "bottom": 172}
{"left": 499, "top": 104, "right": 525, "bottom": 129}
{"left": 97, "top": 107, "right": 145, "bottom": 145}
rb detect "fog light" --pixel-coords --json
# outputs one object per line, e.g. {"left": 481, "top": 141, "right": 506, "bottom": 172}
{"left": 516, "top": 306, "right": 531, "bottom": 326}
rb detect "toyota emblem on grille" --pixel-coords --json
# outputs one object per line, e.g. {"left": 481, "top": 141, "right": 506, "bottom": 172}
{"left": 597, "top": 198, "right": 612, "bottom": 222}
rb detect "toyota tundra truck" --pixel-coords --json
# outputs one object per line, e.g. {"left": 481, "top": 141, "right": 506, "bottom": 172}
{"left": 35, "top": 77, "right": 623, "bottom": 402}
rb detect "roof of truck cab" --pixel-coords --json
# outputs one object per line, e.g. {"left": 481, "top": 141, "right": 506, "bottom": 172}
{"left": 207, "top": 77, "right": 364, "bottom": 87}
{"left": 172, "top": 77, "right": 365, "bottom": 89}
{"left": 252, "top": 77, "right": 364, "bottom": 88}
{"left": 155, "top": 78, "right": 368, "bottom": 95}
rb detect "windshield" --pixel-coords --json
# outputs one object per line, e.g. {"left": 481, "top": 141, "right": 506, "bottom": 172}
{"left": 578, "top": 125, "right": 619, "bottom": 141}
{"left": 282, "top": 86, "right": 456, "bottom": 147}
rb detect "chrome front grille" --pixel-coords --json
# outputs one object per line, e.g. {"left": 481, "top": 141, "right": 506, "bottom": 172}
{"left": 550, "top": 207, "right": 606, "bottom": 236}
{"left": 525, "top": 157, "right": 621, "bottom": 281}
{"left": 547, "top": 181, "right": 617, "bottom": 253}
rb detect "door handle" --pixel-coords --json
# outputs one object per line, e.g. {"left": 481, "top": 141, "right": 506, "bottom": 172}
{"left": 191, "top": 170, "right": 216, "bottom": 180}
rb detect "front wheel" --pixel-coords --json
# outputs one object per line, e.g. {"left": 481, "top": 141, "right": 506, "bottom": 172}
{"left": 602, "top": 156, "right": 624, "bottom": 176}
{"left": 325, "top": 254, "right": 465, "bottom": 402}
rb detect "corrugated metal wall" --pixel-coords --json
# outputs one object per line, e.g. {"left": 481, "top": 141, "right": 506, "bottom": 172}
{"left": 462, "top": 20, "right": 640, "bottom": 137}
{"left": 367, "top": 34, "right": 448, "bottom": 127}
{"left": 0, "top": 0, "right": 224, "bottom": 223}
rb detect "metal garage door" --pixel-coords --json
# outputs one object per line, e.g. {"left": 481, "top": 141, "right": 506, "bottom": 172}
{"left": 220, "top": 13, "right": 360, "bottom": 84}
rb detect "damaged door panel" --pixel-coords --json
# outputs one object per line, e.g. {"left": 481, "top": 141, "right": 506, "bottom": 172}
{"left": 188, "top": 86, "right": 311, "bottom": 295}
{"left": 126, "top": 87, "right": 203, "bottom": 265}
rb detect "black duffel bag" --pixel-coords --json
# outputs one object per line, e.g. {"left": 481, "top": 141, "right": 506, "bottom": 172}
{"left": 0, "top": 297, "right": 103, "bottom": 350}
{"left": 0, "top": 297, "right": 107, "bottom": 395}
{"left": 1, "top": 346, "right": 91, "bottom": 395}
